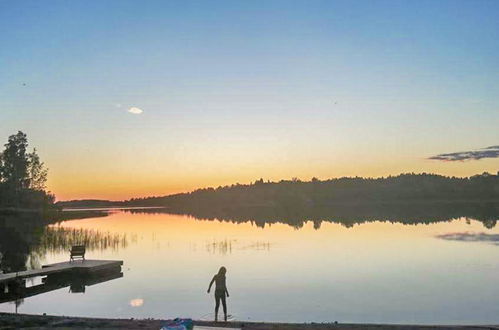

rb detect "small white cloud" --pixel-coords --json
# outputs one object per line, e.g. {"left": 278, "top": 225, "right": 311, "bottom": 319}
{"left": 128, "top": 107, "right": 143, "bottom": 114}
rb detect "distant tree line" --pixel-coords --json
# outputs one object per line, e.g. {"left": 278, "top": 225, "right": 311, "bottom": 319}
{"left": 57, "top": 172, "right": 499, "bottom": 217}
{"left": 56, "top": 199, "right": 125, "bottom": 208}
{"left": 0, "top": 131, "right": 55, "bottom": 211}
{"left": 123, "top": 173, "right": 499, "bottom": 210}
{"left": 54, "top": 172, "right": 499, "bottom": 230}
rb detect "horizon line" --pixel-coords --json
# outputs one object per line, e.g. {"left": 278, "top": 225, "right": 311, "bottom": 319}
{"left": 56, "top": 170, "right": 498, "bottom": 203}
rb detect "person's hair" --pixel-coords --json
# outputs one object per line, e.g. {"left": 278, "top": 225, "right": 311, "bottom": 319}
{"left": 218, "top": 266, "right": 227, "bottom": 276}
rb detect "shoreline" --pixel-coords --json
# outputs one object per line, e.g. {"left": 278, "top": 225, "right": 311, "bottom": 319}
{"left": 1, "top": 313, "right": 498, "bottom": 329}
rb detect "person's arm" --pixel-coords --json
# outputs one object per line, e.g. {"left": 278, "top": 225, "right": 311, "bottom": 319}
{"left": 225, "top": 286, "right": 229, "bottom": 297}
{"left": 207, "top": 276, "right": 215, "bottom": 293}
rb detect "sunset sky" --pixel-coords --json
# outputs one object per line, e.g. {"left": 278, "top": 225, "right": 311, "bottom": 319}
{"left": 1, "top": 0, "right": 498, "bottom": 200}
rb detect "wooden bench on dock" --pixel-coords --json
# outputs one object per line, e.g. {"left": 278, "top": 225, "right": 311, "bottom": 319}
{"left": 70, "top": 245, "right": 86, "bottom": 261}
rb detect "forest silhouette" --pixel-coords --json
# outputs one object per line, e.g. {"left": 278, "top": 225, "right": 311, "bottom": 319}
{"left": 59, "top": 173, "right": 499, "bottom": 209}
{"left": 124, "top": 173, "right": 499, "bottom": 208}
{"left": 58, "top": 172, "right": 499, "bottom": 230}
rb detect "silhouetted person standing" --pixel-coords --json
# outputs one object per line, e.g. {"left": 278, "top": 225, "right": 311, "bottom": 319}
{"left": 207, "top": 266, "right": 229, "bottom": 321}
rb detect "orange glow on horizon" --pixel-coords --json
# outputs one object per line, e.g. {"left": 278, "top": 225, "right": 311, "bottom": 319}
{"left": 49, "top": 157, "right": 499, "bottom": 201}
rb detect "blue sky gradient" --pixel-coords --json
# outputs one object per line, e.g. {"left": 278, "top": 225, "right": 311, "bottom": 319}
{"left": 1, "top": 0, "right": 498, "bottom": 199}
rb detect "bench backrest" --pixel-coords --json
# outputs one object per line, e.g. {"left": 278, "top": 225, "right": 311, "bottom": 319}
{"left": 71, "top": 245, "right": 86, "bottom": 255}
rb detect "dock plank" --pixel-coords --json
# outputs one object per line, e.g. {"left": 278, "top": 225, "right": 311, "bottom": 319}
{"left": 0, "top": 260, "right": 123, "bottom": 284}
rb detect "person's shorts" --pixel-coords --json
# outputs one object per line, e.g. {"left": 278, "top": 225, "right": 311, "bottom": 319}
{"left": 215, "top": 290, "right": 226, "bottom": 299}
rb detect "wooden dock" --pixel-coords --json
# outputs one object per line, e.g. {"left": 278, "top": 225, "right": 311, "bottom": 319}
{"left": 0, "top": 260, "right": 123, "bottom": 285}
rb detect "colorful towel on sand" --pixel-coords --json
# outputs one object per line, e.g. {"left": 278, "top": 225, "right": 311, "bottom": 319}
{"left": 160, "top": 318, "right": 194, "bottom": 330}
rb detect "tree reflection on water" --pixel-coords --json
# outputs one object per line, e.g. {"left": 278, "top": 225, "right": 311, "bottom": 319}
{"left": 0, "top": 213, "right": 131, "bottom": 273}
{"left": 1, "top": 201, "right": 498, "bottom": 272}
{"left": 126, "top": 202, "right": 499, "bottom": 230}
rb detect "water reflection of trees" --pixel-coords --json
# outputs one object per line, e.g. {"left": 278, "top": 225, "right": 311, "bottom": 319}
{"left": 0, "top": 215, "right": 35, "bottom": 273}
{"left": 2, "top": 202, "right": 498, "bottom": 272}
{"left": 126, "top": 202, "right": 498, "bottom": 229}
{"left": 0, "top": 213, "right": 131, "bottom": 273}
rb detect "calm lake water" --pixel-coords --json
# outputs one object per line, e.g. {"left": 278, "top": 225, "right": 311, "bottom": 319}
{"left": 1, "top": 208, "right": 499, "bottom": 324}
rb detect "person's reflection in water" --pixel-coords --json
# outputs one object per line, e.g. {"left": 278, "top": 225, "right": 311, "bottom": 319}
{"left": 207, "top": 266, "right": 229, "bottom": 322}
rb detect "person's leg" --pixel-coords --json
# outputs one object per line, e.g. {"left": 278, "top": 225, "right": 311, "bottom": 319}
{"left": 221, "top": 295, "right": 227, "bottom": 321}
{"left": 215, "top": 295, "right": 220, "bottom": 321}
